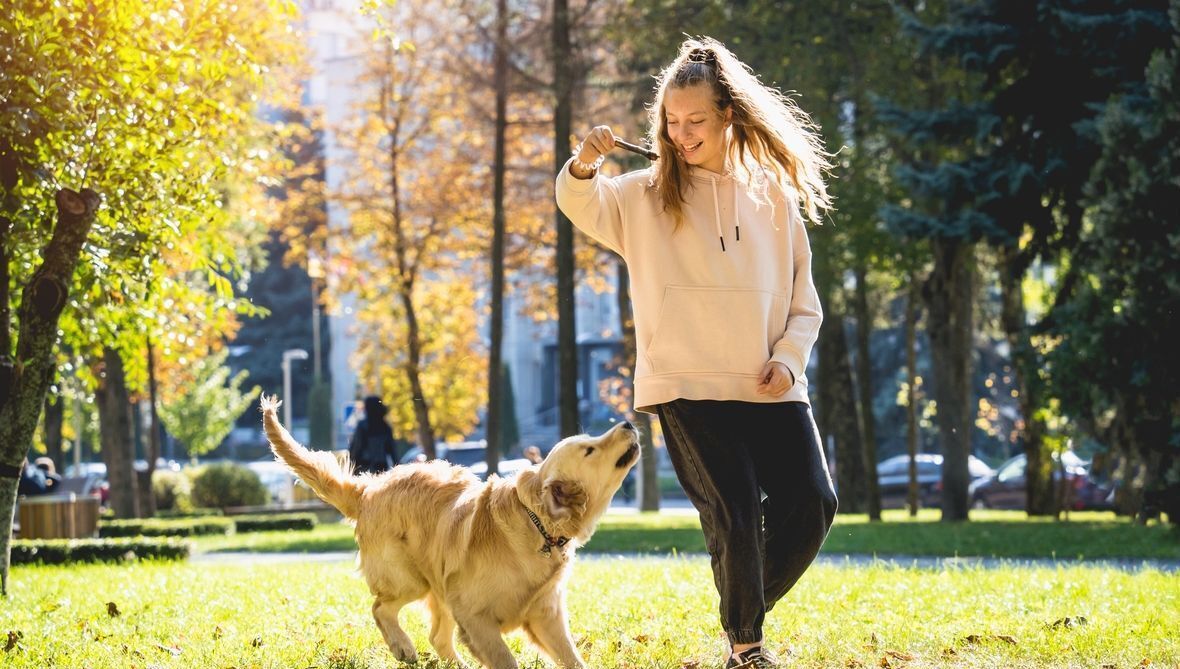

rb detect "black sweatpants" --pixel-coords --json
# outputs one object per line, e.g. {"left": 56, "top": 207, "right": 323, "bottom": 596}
{"left": 657, "top": 399, "right": 838, "bottom": 645}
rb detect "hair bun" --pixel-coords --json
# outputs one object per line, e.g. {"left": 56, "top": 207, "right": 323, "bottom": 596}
{"left": 687, "top": 48, "right": 716, "bottom": 64}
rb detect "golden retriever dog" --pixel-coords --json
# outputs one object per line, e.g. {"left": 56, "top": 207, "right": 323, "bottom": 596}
{"left": 259, "top": 395, "right": 639, "bottom": 669}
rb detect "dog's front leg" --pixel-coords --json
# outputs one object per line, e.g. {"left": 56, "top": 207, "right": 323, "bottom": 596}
{"left": 524, "top": 596, "right": 585, "bottom": 669}
{"left": 454, "top": 613, "right": 517, "bottom": 669}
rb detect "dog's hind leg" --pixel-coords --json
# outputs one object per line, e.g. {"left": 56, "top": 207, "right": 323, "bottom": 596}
{"left": 425, "top": 593, "right": 466, "bottom": 667}
{"left": 453, "top": 612, "right": 518, "bottom": 669}
{"left": 372, "top": 596, "right": 418, "bottom": 663}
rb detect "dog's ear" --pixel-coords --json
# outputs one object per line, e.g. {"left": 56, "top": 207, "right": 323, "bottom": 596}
{"left": 542, "top": 479, "right": 587, "bottom": 519}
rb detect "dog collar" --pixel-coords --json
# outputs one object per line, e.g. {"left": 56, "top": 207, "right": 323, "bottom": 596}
{"left": 524, "top": 507, "right": 570, "bottom": 557}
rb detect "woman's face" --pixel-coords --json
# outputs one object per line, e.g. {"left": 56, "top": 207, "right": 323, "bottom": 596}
{"left": 663, "top": 83, "right": 731, "bottom": 174}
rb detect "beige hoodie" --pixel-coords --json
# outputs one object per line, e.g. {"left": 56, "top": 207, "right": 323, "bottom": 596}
{"left": 555, "top": 157, "right": 822, "bottom": 414}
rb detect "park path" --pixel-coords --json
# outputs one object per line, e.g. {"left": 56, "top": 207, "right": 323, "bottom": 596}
{"left": 192, "top": 500, "right": 1179, "bottom": 572}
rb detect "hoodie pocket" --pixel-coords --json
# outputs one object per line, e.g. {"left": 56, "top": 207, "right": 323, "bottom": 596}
{"left": 646, "top": 286, "right": 786, "bottom": 376}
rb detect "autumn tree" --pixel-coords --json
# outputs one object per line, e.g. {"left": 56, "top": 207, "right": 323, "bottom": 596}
{"left": 0, "top": 0, "right": 300, "bottom": 591}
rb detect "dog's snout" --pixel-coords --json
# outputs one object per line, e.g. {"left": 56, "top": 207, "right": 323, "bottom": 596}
{"left": 622, "top": 421, "right": 636, "bottom": 432}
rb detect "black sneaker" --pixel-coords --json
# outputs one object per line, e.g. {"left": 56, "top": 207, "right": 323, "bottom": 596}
{"left": 725, "top": 647, "right": 779, "bottom": 668}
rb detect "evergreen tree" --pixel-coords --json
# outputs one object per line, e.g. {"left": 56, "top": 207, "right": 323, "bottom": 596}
{"left": 882, "top": 0, "right": 1171, "bottom": 518}
{"left": 1049, "top": 0, "right": 1180, "bottom": 523}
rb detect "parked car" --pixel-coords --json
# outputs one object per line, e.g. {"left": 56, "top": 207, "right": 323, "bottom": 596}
{"left": 877, "top": 453, "right": 995, "bottom": 509}
{"left": 399, "top": 441, "right": 533, "bottom": 481}
{"left": 968, "top": 451, "right": 1113, "bottom": 511}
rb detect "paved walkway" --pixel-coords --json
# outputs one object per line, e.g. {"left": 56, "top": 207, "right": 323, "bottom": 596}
{"left": 192, "top": 549, "right": 1179, "bottom": 573}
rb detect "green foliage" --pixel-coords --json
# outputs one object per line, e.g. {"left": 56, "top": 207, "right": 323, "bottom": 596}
{"left": 308, "top": 378, "right": 334, "bottom": 451}
{"left": 498, "top": 364, "right": 520, "bottom": 453}
{"left": 10, "top": 538, "right": 190, "bottom": 565}
{"left": 98, "top": 517, "right": 233, "bottom": 538}
{"left": 158, "top": 349, "right": 261, "bottom": 459}
{"left": 230, "top": 513, "right": 317, "bottom": 533}
{"left": 151, "top": 469, "right": 193, "bottom": 514}
{"left": 189, "top": 463, "right": 268, "bottom": 510}
{"left": 1049, "top": 1, "right": 1180, "bottom": 521}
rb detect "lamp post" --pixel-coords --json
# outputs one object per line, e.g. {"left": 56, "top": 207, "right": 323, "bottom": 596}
{"left": 281, "top": 348, "right": 309, "bottom": 429}
{"left": 307, "top": 253, "right": 325, "bottom": 381}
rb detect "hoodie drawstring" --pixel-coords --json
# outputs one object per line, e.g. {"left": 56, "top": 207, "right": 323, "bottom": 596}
{"left": 710, "top": 175, "right": 743, "bottom": 251}
{"left": 710, "top": 176, "right": 725, "bottom": 252}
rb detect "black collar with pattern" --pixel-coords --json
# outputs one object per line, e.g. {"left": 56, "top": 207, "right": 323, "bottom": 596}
{"left": 524, "top": 506, "right": 570, "bottom": 556}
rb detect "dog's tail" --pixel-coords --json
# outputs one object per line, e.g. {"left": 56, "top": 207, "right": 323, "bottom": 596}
{"left": 260, "top": 394, "right": 363, "bottom": 519}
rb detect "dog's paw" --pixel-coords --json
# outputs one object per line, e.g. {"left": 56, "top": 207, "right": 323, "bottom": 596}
{"left": 259, "top": 394, "right": 283, "bottom": 413}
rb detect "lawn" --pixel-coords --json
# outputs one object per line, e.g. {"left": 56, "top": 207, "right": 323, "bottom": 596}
{"left": 5, "top": 558, "right": 1177, "bottom": 668}
{"left": 191, "top": 509, "right": 1180, "bottom": 561}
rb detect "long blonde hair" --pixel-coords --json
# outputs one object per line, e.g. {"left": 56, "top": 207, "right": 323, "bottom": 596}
{"left": 646, "top": 37, "right": 833, "bottom": 224}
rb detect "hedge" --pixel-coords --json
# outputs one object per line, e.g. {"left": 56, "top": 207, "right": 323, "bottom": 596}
{"left": 98, "top": 517, "right": 234, "bottom": 538}
{"left": 231, "top": 513, "right": 317, "bottom": 533}
{"left": 11, "top": 538, "right": 191, "bottom": 565}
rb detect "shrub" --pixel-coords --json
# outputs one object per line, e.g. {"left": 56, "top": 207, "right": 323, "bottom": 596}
{"left": 98, "top": 517, "right": 233, "bottom": 538}
{"left": 155, "top": 507, "right": 223, "bottom": 518}
{"left": 190, "top": 463, "right": 268, "bottom": 509}
{"left": 231, "top": 513, "right": 317, "bottom": 533}
{"left": 11, "top": 538, "right": 191, "bottom": 565}
{"left": 152, "top": 469, "right": 194, "bottom": 513}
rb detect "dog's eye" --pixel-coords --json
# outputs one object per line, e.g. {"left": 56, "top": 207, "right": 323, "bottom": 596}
{"left": 584, "top": 447, "right": 595, "bottom": 457}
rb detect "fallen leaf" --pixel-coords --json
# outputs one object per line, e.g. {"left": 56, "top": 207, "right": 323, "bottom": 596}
{"left": 877, "top": 656, "right": 892, "bottom": 668}
{"left": 1050, "top": 616, "right": 1089, "bottom": 629}
{"left": 250, "top": 636, "right": 263, "bottom": 648}
{"left": 633, "top": 634, "right": 650, "bottom": 644}
{"left": 995, "top": 635, "right": 1017, "bottom": 645}
{"left": 679, "top": 661, "right": 701, "bottom": 669}
{"left": 886, "top": 649, "right": 915, "bottom": 661}
{"left": 1139, "top": 660, "right": 1151, "bottom": 667}
{"left": 154, "top": 643, "right": 182, "bottom": 656}
{"left": 212, "top": 626, "right": 224, "bottom": 640}
{"left": 107, "top": 602, "right": 121, "bottom": 618}
{"left": 845, "top": 658, "right": 865, "bottom": 668}
{"left": 4, "top": 631, "right": 21, "bottom": 652}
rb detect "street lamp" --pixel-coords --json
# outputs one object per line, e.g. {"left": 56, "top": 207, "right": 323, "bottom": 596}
{"left": 281, "top": 348, "right": 310, "bottom": 429}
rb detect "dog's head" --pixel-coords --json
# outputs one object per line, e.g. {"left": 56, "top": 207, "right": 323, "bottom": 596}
{"left": 516, "top": 421, "right": 640, "bottom": 541}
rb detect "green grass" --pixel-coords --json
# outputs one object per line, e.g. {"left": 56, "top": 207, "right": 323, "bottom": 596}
{"left": 5, "top": 558, "right": 1177, "bottom": 668}
{"left": 191, "top": 509, "right": 1180, "bottom": 561}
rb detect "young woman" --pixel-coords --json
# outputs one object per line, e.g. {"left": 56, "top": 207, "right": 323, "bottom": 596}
{"left": 555, "top": 37, "right": 838, "bottom": 668}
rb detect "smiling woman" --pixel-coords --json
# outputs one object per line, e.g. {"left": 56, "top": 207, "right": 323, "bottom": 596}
{"left": 555, "top": 36, "right": 835, "bottom": 668}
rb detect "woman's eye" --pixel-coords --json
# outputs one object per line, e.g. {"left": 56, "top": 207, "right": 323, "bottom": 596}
{"left": 691, "top": 120, "right": 704, "bottom": 125}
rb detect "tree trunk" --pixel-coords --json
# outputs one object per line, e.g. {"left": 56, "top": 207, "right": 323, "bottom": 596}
{"left": 139, "top": 338, "right": 162, "bottom": 517}
{"left": 820, "top": 310, "right": 866, "bottom": 513}
{"left": 616, "top": 260, "right": 659, "bottom": 511}
{"left": 401, "top": 289, "right": 437, "bottom": 459}
{"left": 905, "top": 271, "right": 921, "bottom": 517}
{"left": 0, "top": 188, "right": 101, "bottom": 596}
{"left": 42, "top": 380, "right": 65, "bottom": 468}
{"left": 553, "top": 0, "right": 579, "bottom": 438}
{"left": 997, "top": 246, "right": 1055, "bottom": 516}
{"left": 924, "top": 239, "right": 974, "bottom": 522}
{"left": 97, "top": 346, "right": 139, "bottom": 519}
{"left": 853, "top": 264, "right": 881, "bottom": 520}
{"left": 485, "top": 0, "right": 508, "bottom": 476}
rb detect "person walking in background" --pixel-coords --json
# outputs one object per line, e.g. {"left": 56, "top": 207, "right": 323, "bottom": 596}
{"left": 348, "top": 395, "right": 400, "bottom": 475}
{"left": 555, "top": 37, "right": 838, "bottom": 668}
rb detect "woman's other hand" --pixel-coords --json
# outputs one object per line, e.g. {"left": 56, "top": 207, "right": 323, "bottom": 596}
{"left": 756, "top": 361, "right": 795, "bottom": 396}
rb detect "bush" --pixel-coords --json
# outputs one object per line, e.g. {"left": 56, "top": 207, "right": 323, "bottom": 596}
{"left": 11, "top": 538, "right": 191, "bottom": 565}
{"left": 231, "top": 513, "right": 317, "bottom": 533}
{"left": 98, "top": 517, "right": 233, "bottom": 538}
{"left": 152, "top": 469, "right": 194, "bottom": 513}
{"left": 155, "top": 507, "right": 223, "bottom": 518}
{"left": 190, "top": 463, "right": 268, "bottom": 509}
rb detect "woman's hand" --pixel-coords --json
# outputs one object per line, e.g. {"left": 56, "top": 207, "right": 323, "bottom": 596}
{"left": 578, "top": 125, "right": 617, "bottom": 163}
{"left": 756, "top": 361, "right": 795, "bottom": 396}
{"left": 569, "top": 125, "right": 617, "bottom": 178}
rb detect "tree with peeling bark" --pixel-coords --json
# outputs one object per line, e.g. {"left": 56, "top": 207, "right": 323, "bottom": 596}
{"left": 0, "top": 0, "right": 300, "bottom": 592}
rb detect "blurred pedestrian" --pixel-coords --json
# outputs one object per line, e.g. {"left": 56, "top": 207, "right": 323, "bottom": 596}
{"left": 348, "top": 396, "right": 400, "bottom": 475}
